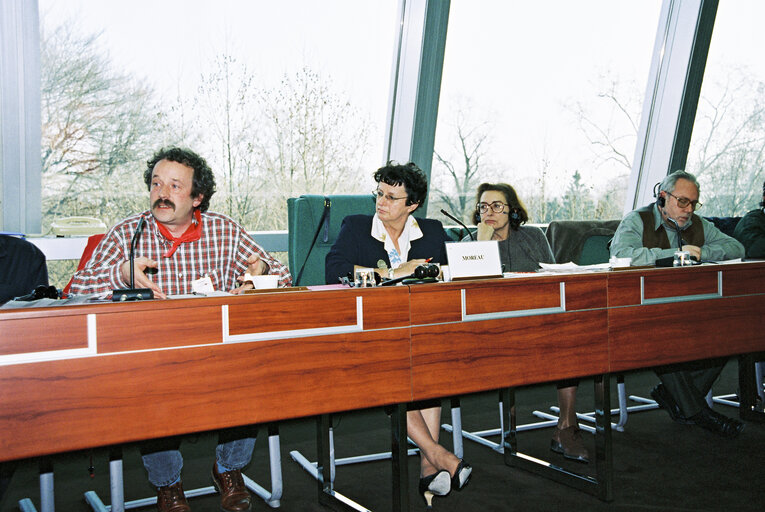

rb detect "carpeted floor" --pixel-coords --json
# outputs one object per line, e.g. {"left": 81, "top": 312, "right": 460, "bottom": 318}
{"left": 2, "top": 362, "right": 763, "bottom": 511}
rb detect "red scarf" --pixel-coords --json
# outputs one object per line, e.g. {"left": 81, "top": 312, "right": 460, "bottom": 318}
{"left": 156, "top": 209, "right": 203, "bottom": 257}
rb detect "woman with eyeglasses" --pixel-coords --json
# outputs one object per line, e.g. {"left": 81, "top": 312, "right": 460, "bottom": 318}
{"left": 465, "top": 182, "right": 590, "bottom": 463}
{"left": 326, "top": 161, "right": 472, "bottom": 507}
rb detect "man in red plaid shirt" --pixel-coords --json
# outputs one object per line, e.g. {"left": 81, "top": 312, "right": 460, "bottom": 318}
{"left": 71, "top": 148, "right": 290, "bottom": 299}
{"left": 71, "top": 147, "right": 292, "bottom": 512}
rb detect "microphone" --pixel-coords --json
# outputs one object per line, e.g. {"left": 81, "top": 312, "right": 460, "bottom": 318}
{"left": 112, "top": 215, "right": 155, "bottom": 301}
{"left": 666, "top": 217, "right": 684, "bottom": 251}
{"left": 440, "top": 209, "right": 475, "bottom": 241}
{"left": 656, "top": 216, "right": 693, "bottom": 267}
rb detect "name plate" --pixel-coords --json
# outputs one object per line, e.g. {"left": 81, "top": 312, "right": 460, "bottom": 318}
{"left": 445, "top": 241, "right": 502, "bottom": 280}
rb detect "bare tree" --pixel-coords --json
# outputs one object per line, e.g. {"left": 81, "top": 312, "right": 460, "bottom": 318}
{"left": 568, "top": 73, "right": 642, "bottom": 175}
{"left": 432, "top": 104, "right": 493, "bottom": 224}
{"left": 194, "top": 54, "right": 264, "bottom": 225}
{"left": 40, "top": 19, "right": 163, "bottom": 230}
{"left": 255, "top": 67, "right": 373, "bottom": 230}
{"left": 688, "top": 66, "right": 765, "bottom": 216}
{"left": 570, "top": 67, "right": 765, "bottom": 218}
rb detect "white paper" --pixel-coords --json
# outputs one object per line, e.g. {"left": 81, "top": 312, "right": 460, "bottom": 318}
{"left": 538, "top": 261, "right": 611, "bottom": 272}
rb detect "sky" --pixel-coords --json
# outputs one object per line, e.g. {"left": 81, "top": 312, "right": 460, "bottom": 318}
{"left": 38, "top": 0, "right": 765, "bottom": 201}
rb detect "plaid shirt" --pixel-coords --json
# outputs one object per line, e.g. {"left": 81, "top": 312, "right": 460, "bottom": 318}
{"left": 70, "top": 211, "right": 292, "bottom": 295}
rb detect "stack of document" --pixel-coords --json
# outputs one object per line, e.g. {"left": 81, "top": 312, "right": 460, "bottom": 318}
{"left": 537, "top": 262, "right": 612, "bottom": 272}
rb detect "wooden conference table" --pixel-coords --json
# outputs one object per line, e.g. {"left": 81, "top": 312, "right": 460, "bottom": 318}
{"left": 1, "top": 262, "right": 764, "bottom": 510}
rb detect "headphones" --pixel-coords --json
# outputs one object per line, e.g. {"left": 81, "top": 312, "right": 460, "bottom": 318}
{"left": 413, "top": 263, "right": 440, "bottom": 279}
{"left": 653, "top": 182, "right": 666, "bottom": 208}
{"left": 473, "top": 206, "right": 522, "bottom": 225}
{"left": 380, "top": 263, "right": 440, "bottom": 286}
{"left": 14, "top": 285, "right": 60, "bottom": 302}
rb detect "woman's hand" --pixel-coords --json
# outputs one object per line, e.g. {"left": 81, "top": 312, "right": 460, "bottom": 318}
{"left": 393, "top": 259, "right": 429, "bottom": 278}
{"left": 476, "top": 222, "right": 494, "bottom": 241}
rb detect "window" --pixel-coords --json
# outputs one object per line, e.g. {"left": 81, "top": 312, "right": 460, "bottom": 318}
{"left": 38, "top": 0, "right": 397, "bottom": 233}
{"left": 430, "top": 1, "right": 662, "bottom": 225}
{"left": 685, "top": 1, "right": 765, "bottom": 217}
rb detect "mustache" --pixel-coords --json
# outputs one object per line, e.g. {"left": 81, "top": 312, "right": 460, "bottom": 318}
{"left": 153, "top": 199, "right": 175, "bottom": 210}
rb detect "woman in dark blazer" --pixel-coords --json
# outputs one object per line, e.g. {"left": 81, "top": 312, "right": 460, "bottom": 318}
{"left": 326, "top": 162, "right": 471, "bottom": 506}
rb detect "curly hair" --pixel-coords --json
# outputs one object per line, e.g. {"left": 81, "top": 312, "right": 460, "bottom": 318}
{"left": 373, "top": 161, "right": 428, "bottom": 210}
{"left": 472, "top": 182, "right": 529, "bottom": 230}
{"left": 144, "top": 147, "right": 216, "bottom": 212}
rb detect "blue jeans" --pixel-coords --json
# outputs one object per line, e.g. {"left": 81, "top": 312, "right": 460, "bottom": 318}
{"left": 142, "top": 437, "right": 256, "bottom": 488}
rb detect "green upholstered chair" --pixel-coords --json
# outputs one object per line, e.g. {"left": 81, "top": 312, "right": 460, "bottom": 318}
{"left": 544, "top": 219, "right": 621, "bottom": 265}
{"left": 287, "top": 194, "right": 375, "bottom": 286}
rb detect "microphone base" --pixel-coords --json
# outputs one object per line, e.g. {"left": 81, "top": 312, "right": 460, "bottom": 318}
{"left": 401, "top": 277, "right": 438, "bottom": 285}
{"left": 655, "top": 256, "right": 700, "bottom": 267}
{"left": 112, "top": 288, "right": 155, "bottom": 301}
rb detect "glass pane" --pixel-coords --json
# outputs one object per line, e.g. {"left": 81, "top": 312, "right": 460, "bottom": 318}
{"left": 686, "top": 1, "right": 765, "bottom": 217}
{"left": 0, "top": 95, "right": 3, "bottom": 228}
{"left": 38, "top": 0, "right": 396, "bottom": 232}
{"left": 430, "top": 1, "right": 662, "bottom": 225}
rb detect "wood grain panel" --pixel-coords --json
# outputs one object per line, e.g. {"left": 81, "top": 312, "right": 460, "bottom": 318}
{"left": 465, "top": 280, "right": 562, "bottom": 315}
{"left": 607, "top": 273, "right": 642, "bottom": 307}
{"left": 410, "top": 310, "right": 608, "bottom": 399}
{"left": 409, "top": 287, "right": 461, "bottom": 324}
{"left": 642, "top": 268, "right": 719, "bottom": 300}
{"left": 721, "top": 264, "right": 765, "bottom": 296}
{"left": 359, "top": 286, "right": 411, "bottom": 329}
{"left": 609, "top": 295, "right": 765, "bottom": 372}
{"left": 228, "top": 293, "right": 357, "bottom": 334}
{"left": 0, "top": 327, "right": 411, "bottom": 462}
{"left": 96, "top": 305, "right": 222, "bottom": 353}
{"left": 228, "top": 287, "right": 410, "bottom": 333}
{"left": 0, "top": 314, "right": 88, "bottom": 355}
{"left": 562, "top": 276, "right": 608, "bottom": 311}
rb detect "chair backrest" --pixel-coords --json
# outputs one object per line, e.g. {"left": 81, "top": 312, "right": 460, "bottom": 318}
{"left": 703, "top": 216, "right": 741, "bottom": 238}
{"left": 444, "top": 226, "right": 476, "bottom": 242}
{"left": 545, "top": 219, "right": 621, "bottom": 265}
{"left": 62, "top": 233, "right": 105, "bottom": 296}
{"left": 287, "top": 194, "right": 375, "bottom": 286}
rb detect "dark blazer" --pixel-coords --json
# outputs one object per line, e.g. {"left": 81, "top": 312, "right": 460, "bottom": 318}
{"left": 325, "top": 214, "right": 448, "bottom": 284}
{"left": 0, "top": 235, "right": 49, "bottom": 304}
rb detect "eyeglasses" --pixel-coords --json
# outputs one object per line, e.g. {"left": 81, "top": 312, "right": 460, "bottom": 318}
{"left": 373, "top": 188, "right": 408, "bottom": 203}
{"left": 668, "top": 192, "right": 702, "bottom": 211}
{"left": 476, "top": 201, "right": 510, "bottom": 214}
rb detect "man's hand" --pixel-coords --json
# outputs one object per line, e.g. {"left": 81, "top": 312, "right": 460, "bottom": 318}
{"left": 245, "top": 254, "right": 268, "bottom": 276}
{"left": 682, "top": 244, "right": 702, "bottom": 261}
{"left": 476, "top": 222, "right": 494, "bottom": 241}
{"left": 119, "top": 257, "right": 166, "bottom": 299}
{"left": 232, "top": 254, "right": 270, "bottom": 294}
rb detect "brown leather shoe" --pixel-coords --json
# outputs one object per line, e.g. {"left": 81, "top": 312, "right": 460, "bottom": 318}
{"left": 551, "top": 425, "right": 590, "bottom": 463}
{"left": 156, "top": 480, "right": 190, "bottom": 512}
{"left": 212, "top": 464, "right": 251, "bottom": 512}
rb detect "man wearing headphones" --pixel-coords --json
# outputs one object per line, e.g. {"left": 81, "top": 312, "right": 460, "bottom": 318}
{"left": 610, "top": 170, "right": 744, "bottom": 265}
{"left": 733, "top": 180, "right": 765, "bottom": 258}
{"left": 610, "top": 170, "right": 745, "bottom": 438}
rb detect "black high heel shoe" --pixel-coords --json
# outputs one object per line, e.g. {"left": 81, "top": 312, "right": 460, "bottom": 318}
{"left": 418, "top": 470, "right": 450, "bottom": 508}
{"left": 450, "top": 460, "right": 472, "bottom": 491}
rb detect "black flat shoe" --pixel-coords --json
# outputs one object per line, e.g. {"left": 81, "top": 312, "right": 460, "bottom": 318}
{"left": 450, "top": 460, "right": 472, "bottom": 491}
{"left": 691, "top": 407, "right": 744, "bottom": 438}
{"left": 650, "top": 384, "right": 695, "bottom": 425}
{"left": 418, "top": 470, "right": 450, "bottom": 508}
